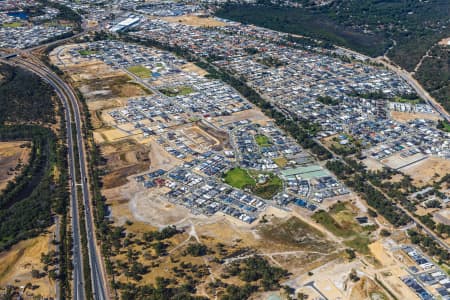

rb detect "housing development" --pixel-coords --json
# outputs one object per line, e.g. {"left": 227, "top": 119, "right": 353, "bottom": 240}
{"left": 0, "top": 1, "right": 449, "bottom": 300}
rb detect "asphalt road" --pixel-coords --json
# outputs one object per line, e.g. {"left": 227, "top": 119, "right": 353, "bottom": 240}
{"left": 1, "top": 56, "right": 108, "bottom": 300}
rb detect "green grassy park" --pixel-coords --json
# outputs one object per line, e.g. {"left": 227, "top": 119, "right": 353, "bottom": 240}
{"left": 127, "top": 65, "right": 152, "bottom": 79}
{"left": 2, "top": 22, "right": 22, "bottom": 28}
{"left": 223, "top": 167, "right": 282, "bottom": 199}
{"left": 255, "top": 134, "right": 272, "bottom": 147}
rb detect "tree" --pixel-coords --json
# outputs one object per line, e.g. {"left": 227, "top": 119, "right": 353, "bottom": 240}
{"left": 185, "top": 243, "right": 208, "bottom": 257}
{"left": 31, "top": 269, "right": 41, "bottom": 279}
{"left": 380, "top": 229, "right": 391, "bottom": 237}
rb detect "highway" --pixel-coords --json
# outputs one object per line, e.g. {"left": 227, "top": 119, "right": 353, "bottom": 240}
{"left": 0, "top": 56, "right": 109, "bottom": 300}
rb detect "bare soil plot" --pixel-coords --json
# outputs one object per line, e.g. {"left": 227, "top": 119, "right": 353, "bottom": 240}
{"left": 180, "top": 63, "right": 208, "bottom": 76}
{"left": 287, "top": 259, "right": 361, "bottom": 299}
{"left": 54, "top": 55, "right": 150, "bottom": 101}
{"left": 78, "top": 75, "right": 150, "bottom": 101}
{"left": 0, "top": 141, "right": 30, "bottom": 191}
{"left": 63, "top": 61, "right": 121, "bottom": 81}
{"left": 349, "top": 276, "right": 389, "bottom": 300}
{"left": 401, "top": 156, "right": 450, "bottom": 186}
{"left": 377, "top": 266, "right": 420, "bottom": 300}
{"left": 381, "top": 152, "right": 427, "bottom": 170}
{"left": 0, "top": 230, "right": 56, "bottom": 299}
{"left": 88, "top": 99, "right": 125, "bottom": 130}
{"left": 148, "top": 138, "right": 183, "bottom": 171}
{"left": 434, "top": 208, "right": 450, "bottom": 225}
{"left": 162, "top": 15, "right": 226, "bottom": 27}
{"left": 182, "top": 125, "right": 220, "bottom": 152}
{"left": 368, "top": 241, "right": 396, "bottom": 268}
{"left": 212, "top": 108, "right": 271, "bottom": 126}
{"left": 100, "top": 139, "right": 151, "bottom": 189}
{"left": 128, "top": 184, "right": 198, "bottom": 228}
{"left": 95, "top": 128, "right": 131, "bottom": 143}
{"left": 390, "top": 111, "right": 442, "bottom": 123}
{"left": 192, "top": 120, "right": 230, "bottom": 150}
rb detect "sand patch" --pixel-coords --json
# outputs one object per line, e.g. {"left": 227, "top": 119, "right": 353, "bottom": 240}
{"left": 401, "top": 156, "right": 450, "bottom": 186}
{"left": 390, "top": 111, "right": 442, "bottom": 123}
{"left": 162, "top": 15, "right": 226, "bottom": 27}
{"left": 0, "top": 231, "right": 56, "bottom": 298}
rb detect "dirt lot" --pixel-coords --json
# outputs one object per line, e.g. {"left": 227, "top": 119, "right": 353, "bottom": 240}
{"left": 211, "top": 108, "right": 271, "bottom": 126}
{"left": 100, "top": 139, "right": 151, "bottom": 189}
{"left": 78, "top": 74, "right": 150, "bottom": 101}
{"left": 196, "top": 120, "right": 231, "bottom": 150}
{"left": 401, "top": 156, "right": 450, "bottom": 186}
{"left": 0, "top": 141, "right": 30, "bottom": 191}
{"left": 51, "top": 51, "right": 150, "bottom": 101}
{"left": 88, "top": 99, "right": 126, "bottom": 130}
{"left": 129, "top": 185, "right": 196, "bottom": 228}
{"left": 182, "top": 125, "right": 220, "bottom": 152}
{"left": 390, "top": 111, "right": 442, "bottom": 123}
{"left": 0, "top": 230, "right": 56, "bottom": 299}
{"left": 180, "top": 63, "right": 208, "bottom": 76}
{"left": 381, "top": 152, "right": 427, "bottom": 170}
{"left": 161, "top": 15, "right": 226, "bottom": 27}
{"left": 349, "top": 276, "right": 389, "bottom": 300}
{"left": 148, "top": 138, "right": 183, "bottom": 171}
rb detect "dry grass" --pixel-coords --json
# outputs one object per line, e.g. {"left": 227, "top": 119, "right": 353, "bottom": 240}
{"left": 401, "top": 156, "right": 450, "bottom": 186}
{"left": 273, "top": 157, "right": 288, "bottom": 168}
{"left": 0, "top": 231, "right": 56, "bottom": 298}
{"left": 180, "top": 63, "right": 208, "bottom": 76}
{"left": 362, "top": 157, "right": 384, "bottom": 171}
{"left": 258, "top": 216, "right": 336, "bottom": 253}
{"left": 350, "top": 276, "right": 389, "bottom": 300}
{"left": 0, "top": 141, "right": 30, "bottom": 191}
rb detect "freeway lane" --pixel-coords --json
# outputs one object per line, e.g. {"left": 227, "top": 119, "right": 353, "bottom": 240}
{"left": 2, "top": 57, "right": 109, "bottom": 300}
{"left": 0, "top": 57, "right": 86, "bottom": 300}
{"left": 35, "top": 60, "right": 109, "bottom": 300}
